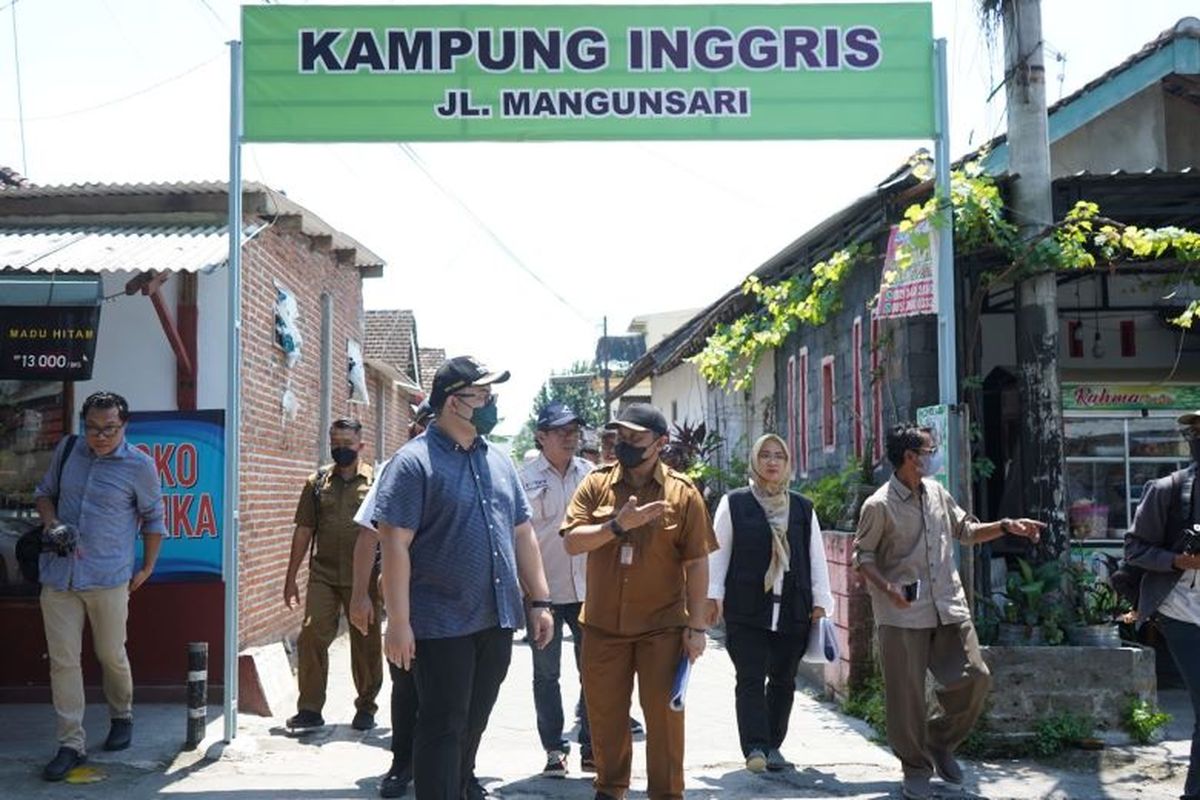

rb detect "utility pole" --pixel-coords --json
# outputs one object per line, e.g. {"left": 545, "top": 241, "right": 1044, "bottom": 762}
{"left": 1002, "top": 0, "right": 1066, "bottom": 560}
{"left": 602, "top": 316, "right": 611, "bottom": 422}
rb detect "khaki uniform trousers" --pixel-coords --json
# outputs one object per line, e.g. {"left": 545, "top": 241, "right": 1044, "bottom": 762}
{"left": 40, "top": 584, "right": 133, "bottom": 754}
{"left": 297, "top": 577, "right": 383, "bottom": 715}
{"left": 581, "top": 625, "right": 685, "bottom": 800}
{"left": 877, "top": 621, "right": 991, "bottom": 777}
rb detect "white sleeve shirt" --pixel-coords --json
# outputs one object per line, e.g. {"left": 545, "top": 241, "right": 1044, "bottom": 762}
{"left": 707, "top": 493, "right": 836, "bottom": 631}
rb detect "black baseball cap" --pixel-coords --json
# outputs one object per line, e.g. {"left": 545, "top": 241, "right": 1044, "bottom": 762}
{"left": 430, "top": 356, "right": 510, "bottom": 409}
{"left": 604, "top": 403, "right": 669, "bottom": 438}
{"left": 537, "top": 401, "right": 582, "bottom": 430}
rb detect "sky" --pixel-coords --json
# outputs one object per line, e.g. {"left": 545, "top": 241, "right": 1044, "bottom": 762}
{"left": 1, "top": 0, "right": 1195, "bottom": 434}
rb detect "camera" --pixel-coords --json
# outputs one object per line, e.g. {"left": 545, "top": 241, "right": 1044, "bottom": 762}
{"left": 43, "top": 523, "right": 78, "bottom": 557}
{"left": 1180, "top": 524, "right": 1200, "bottom": 556}
{"left": 902, "top": 580, "right": 922, "bottom": 602}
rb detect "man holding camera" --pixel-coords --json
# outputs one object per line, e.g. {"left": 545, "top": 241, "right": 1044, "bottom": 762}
{"left": 1126, "top": 410, "right": 1200, "bottom": 800}
{"left": 34, "top": 391, "right": 165, "bottom": 781}
{"left": 853, "top": 423, "right": 1044, "bottom": 800}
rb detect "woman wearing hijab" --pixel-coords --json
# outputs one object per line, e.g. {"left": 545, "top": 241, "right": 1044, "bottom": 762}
{"left": 707, "top": 433, "right": 835, "bottom": 773}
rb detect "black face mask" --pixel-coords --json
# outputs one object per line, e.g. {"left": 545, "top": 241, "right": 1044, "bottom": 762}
{"left": 1189, "top": 437, "right": 1200, "bottom": 465}
{"left": 331, "top": 446, "right": 358, "bottom": 467}
{"left": 615, "top": 440, "right": 651, "bottom": 468}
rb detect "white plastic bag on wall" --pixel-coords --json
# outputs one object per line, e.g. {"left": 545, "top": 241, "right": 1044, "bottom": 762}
{"left": 274, "top": 281, "right": 303, "bottom": 368}
{"left": 347, "top": 339, "right": 369, "bottom": 404}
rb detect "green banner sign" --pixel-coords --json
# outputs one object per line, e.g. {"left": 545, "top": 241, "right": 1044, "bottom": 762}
{"left": 242, "top": 3, "right": 934, "bottom": 142}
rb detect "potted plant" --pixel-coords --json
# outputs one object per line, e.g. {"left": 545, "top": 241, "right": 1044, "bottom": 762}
{"left": 995, "top": 558, "right": 1066, "bottom": 646}
{"left": 1065, "top": 560, "right": 1128, "bottom": 648}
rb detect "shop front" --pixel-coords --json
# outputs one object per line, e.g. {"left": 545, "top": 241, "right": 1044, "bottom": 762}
{"left": 1063, "top": 383, "right": 1197, "bottom": 545}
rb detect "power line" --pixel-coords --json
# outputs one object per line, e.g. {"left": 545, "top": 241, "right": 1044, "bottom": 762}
{"left": 394, "top": 142, "right": 595, "bottom": 325}
{"left": 9, "top": 0, "right": 26, "bottom": 174}
{"left": 0, "top": 51, "right": 223, "bottom": 122}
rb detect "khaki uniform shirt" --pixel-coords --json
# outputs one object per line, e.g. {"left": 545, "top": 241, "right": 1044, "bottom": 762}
{"left": 294, "top": 461, "right": 374, "bottom": 588}
{"left": 562, "top": 460, "right": 717, "bottom": 636}
{"left": 853, "top": 475, "right": 981, "bottom": 629}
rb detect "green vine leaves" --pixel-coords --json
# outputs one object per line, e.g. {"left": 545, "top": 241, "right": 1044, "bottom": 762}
{"left": 692, "top": 159, "right": 1199, "bottom": 391}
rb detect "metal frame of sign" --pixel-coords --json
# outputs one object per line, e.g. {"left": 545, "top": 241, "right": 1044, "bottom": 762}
{"left": 222, "top": 3, "right": 955, "bottom": 741}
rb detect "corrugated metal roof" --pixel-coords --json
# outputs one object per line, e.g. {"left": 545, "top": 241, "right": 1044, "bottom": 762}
{"left": 0, "top": 222, "right": 263, "bottom": 273}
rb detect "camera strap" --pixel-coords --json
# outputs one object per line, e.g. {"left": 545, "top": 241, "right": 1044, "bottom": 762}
{"left": 49, "top": 435, "right": 78, "bottom": 513}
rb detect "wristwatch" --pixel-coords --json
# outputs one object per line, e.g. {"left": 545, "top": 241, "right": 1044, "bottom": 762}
{"left": 1000, "top": 518, "right": 1014, "bottom": 535}
{"left": 609, "top": 518, "right": 626, "bottom": 538}
{"left": 530, "top": 599, "right": 553, "bottom": 609}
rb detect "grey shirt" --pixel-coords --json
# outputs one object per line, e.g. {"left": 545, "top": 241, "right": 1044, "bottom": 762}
{"left": 35, "top": 437, "right": 166, "bottom": 591}
{"left": 853, "top": 475, "right": 982, "bottom": 629}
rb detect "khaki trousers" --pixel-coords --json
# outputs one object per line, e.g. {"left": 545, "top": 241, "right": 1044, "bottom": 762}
{"left": 877, "top": 622, "right": 991, "bottom": 777}
{"left": 581, "top": 626, "right": 685, "bottom": 800}
{"left": 297, "top": 578, "right": 383, "bottom": 715}
{"left": 40, "top": 584, "right": 133, "bottom": 754}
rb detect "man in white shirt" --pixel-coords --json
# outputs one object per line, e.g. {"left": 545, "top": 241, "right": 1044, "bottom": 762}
{"left": 519, "top": 401, "right": 594, "bottom": 777}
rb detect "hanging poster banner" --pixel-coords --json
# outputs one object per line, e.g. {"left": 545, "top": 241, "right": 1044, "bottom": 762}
{"left": 876, "top": 219, "right": 937, "bottom": 319}
{"left": 127, "top": 410, "right": 225, "bottom": 580}
{"left": 242, "top": 3, "right": 934, "bottom": 142}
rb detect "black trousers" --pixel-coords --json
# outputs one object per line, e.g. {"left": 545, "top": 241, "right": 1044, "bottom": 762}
{"left": 724, "top": 621, "right": 809, "bottom": 757}
{"left": 388, "top": 660, "right": 418, "bottom": 774}
{"left": 412, "top": 626, "right": 513, "bottom": 800}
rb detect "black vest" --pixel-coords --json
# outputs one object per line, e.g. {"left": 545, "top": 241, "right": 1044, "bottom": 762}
{"left": 722, "top": 488, "right": 814, "bottom": 634}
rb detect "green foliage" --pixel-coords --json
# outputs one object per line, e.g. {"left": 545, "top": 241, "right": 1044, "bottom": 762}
{"left": 798, "top": 465, "right": 859, "bottom": 528}
{"left": 690, "top": 244, "right": 870, "bottom": 390}
{"left": 1122, "top": 697, "right": 1172, "bottom": 745}
{"left": 510, "top": 361, "right": 606, "bottom": 460}
{"left": 841, "top": 673, "right": 887, "bottom": 740}
{"left": 1032, "top": 713, "right": 1094, "bottom": 757}
{"left": 997, "top": 558, "right": 1067, "bottom": 645}
{"left": 1066, "top": 559, "right": 1130, "bottom": 625}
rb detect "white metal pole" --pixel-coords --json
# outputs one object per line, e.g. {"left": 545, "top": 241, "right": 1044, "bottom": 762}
{"left": 933, "top": 38, "right": 956, "bottom": 408}
{"left": 223, "top": 38, "right": 243, "bottom": 744}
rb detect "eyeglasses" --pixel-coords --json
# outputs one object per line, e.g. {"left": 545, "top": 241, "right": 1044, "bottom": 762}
{"left": 914, "top": 447, "right": 939, "bottom": 456}
{"left": 453, "top": 392, "right": 495, "bottom": 406}
{"left": 84, "top": 423, "right": 124, "bottom": 439}
{"left": 547, "top": 426, "right": 581, "bottom": 438}
{"left": 758, "top": 452, "right": 788, "bottom": 462}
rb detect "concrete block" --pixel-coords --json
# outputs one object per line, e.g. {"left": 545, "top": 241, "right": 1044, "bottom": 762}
{"left": 237, "top": 641, "right": 297, "bottom": 718}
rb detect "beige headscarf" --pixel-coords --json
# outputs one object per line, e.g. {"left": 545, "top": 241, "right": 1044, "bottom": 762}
{"left": 748, "top": 433, "right": 792, "bottom": 592}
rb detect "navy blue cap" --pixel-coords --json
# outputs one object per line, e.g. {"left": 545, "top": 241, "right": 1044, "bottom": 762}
{"left": 537, "top": 400, "right": 582, "bottom": 430}
{"left": 605, "top": 403, "right": 669, "bottom": 438}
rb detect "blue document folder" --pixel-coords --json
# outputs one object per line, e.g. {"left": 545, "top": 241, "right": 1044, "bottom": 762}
{"left": 669, "top": 655, "right": 691, "bottom": 712}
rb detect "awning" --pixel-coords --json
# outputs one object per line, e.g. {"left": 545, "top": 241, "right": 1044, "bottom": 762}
{"left": 0, "top": 222, "right": 264, "bottom": 274}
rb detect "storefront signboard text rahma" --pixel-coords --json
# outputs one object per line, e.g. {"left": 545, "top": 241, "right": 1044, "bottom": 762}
{"left": 242, "top": 3, "right": 934, "bottom": 142}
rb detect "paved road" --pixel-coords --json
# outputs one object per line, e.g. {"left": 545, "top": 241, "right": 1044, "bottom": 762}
{"left": 0, "top": 630, "right": 1190, "bottom": 798}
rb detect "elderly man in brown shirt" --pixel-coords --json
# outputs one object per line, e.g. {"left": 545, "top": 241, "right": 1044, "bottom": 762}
{"left": 563, "top": 403, "right": 716, "bottom": 800}
{"left": 854, "top": 423, "right": 1043, "bottom": 800}
{"left": 283, "top": 418, "right": 381, "bottom": 734}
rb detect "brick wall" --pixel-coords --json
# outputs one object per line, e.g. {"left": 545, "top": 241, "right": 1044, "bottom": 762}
{"left": 237, "top": 225, "right": 379, "bottom": 648}
{"left": 821, "top": 529, "right": 876, "bottom": 701}
{"left": 367, "top": 368, "right": 416, "bottom": 460}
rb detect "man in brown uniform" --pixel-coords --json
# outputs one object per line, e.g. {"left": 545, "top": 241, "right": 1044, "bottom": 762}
{"left": 854, "top": 423, "right": 1044, "bottom": 800}
{"left": 283, "top": 418, "right": 381, "bottom": 733}
{"left": 563, "top": 403, "right": 715, "bottom": 800}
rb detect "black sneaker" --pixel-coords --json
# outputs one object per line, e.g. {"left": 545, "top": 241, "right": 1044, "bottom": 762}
{"left": 286, "top": 710, "right": 325, "bottom": 732}
{"left": 352, "top": 710, "right": 376, "bottom": 731}
{"left": 380, "top": 764, "right": 411, "bottom": 798}
{"left": 42, "top": 747, "right": 85, "bottom": 782}
{"left": 463, "top": 776, "right": 490, "bottom": 800}
{"left": 629, "top": 718, "right": 644, "bottom": 736}
{"left": 104, "top": 717, "right": 133, "bottom": 751}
